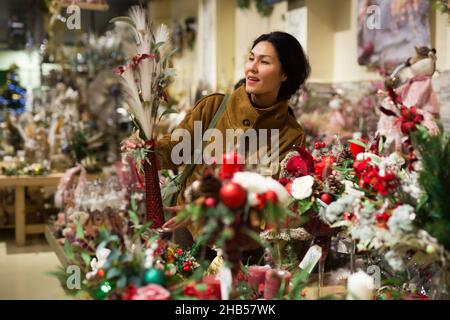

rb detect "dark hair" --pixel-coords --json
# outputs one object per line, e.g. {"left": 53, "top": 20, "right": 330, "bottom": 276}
{"left": 252, "top": 31, "right": 310, "bottom": 101}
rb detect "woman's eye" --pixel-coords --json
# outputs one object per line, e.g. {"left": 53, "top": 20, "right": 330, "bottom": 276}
{"left": 248, "top": 56, "right": 254, "bottom": 61}
{"left": 261, "top": 61, "right": 269, "bottom": 64}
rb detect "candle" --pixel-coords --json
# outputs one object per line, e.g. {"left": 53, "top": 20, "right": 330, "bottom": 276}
{"left": 248, "top": 265, "right": 271, "bottom": 290}
{"left": 264, "top": 269, "right": 291, "bottom": 300}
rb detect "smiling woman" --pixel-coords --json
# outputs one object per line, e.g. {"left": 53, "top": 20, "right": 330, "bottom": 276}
{"left": 156, "top": 31, "right": 311, "bottom": 249}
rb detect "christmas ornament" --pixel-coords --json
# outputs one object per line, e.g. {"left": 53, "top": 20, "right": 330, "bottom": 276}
{"left": 220, "top": 152, "right": 244, "bottom": 180}
{"left": 319, "top": 193, "right": 334, "bottom": 204}
{"left": 144, "top": 268, "right": 167, "bottom": 286}
{"left": 219, "top": 182, "right": 247, "bottom": 209}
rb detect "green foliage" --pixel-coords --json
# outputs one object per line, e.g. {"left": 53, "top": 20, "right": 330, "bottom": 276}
{"left": 411, "top": 125, "right": 450, "bottom": 250}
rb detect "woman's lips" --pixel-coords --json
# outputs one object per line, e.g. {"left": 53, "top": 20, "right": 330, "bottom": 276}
{"left": 246, "top": 76, "right": 259, "bottom": 86}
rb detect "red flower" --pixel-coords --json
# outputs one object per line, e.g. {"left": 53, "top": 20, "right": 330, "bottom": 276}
{"left": 122, "top": 284, "right": 138, "bottom": 300}
{"left": 286, "top": 156, "right": 308, "bottom": 177}
{"left": 297, "top": 147, "right": 315, "bottom": 174}
{"left": 176, "top": 248, "right": 184, "bottom": 255}
{"left": 183, "top": 283, "right": 198, "bottom": 297}
{"left": 401, "top": 122, "right": 416, "bottom": 134}
{"left": 278, "top": 177, "right": 291, "bottom": 186}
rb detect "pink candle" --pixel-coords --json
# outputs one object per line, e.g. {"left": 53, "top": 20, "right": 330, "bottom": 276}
{"left": 248, "top": 265, "right": 271, "bottom": 289}
{"left": 264, "top": 269, "right": 291, "bottom": 300}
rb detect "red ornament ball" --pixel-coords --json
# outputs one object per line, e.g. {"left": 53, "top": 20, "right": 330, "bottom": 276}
{"left": 319, "top": 193, "right": 334, "bottom": 204}
{"left": 219, "top": 182, "right": 247, "bottom": 209}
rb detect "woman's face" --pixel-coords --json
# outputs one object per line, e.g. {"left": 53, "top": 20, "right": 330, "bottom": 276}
{"left": 244, "top": 41, "right": 287, "bottom": 102}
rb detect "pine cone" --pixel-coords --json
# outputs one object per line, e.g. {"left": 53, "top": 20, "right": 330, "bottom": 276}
{"left": 327, "top": 175, "right": 343, "bottom": 194}
{"left": 337, "top": 146, "right": 353, "bottom": 167}
{"left": 199, "top": 173, "right": 222, "bottom": 199}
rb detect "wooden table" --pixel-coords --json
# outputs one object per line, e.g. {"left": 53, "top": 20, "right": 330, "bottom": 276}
{"left": 0, "top": 172, "right": 101, "bottom": 246}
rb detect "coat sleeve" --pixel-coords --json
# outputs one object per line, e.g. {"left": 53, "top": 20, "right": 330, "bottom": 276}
{"left": 156, "top": 94, "right": 223, "bottom": 170}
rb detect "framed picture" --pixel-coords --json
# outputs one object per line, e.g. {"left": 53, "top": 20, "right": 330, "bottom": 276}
{"left": 357, "top": 0, "right": 431, "bottom": 71}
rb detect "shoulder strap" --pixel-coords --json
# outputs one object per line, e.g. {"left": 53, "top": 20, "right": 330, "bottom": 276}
{"left": 177, "top": 94, "right": 229, "bottom": 184}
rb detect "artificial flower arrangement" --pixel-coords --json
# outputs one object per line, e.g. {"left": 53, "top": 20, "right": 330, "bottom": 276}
{"left": 1, "top": 160, "right": 50, "bottom": 176}
{"left": 112, "top": 5, "right": 177, "bottom": 228}
{"left": 308, "top": 80, "right": 450, "bottom": 299}
{"left": 52, "top": 195, "right": 200, "bottom": 300}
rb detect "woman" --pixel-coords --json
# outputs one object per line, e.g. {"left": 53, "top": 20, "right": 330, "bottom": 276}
{"left": 157, "top": 31, "right": 310, "bottom": 241}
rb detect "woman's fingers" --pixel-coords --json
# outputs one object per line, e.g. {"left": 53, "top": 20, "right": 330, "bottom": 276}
{"left": 161, "top": 216, "right": 190, "bottom": 231}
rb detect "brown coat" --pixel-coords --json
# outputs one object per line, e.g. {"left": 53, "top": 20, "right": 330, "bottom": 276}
{"left": 157, "top": 85, "right": 306, "bottom": 205}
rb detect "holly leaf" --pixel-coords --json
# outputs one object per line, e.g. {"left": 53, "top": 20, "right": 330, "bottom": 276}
{"left": 297, "top": 199, "right": 313, "bottom": 215}
{"left": 64, "top": 239, "right": 74, "bottom": 262}
{"left": 116, "top": 275, "right": 127, "bottom": 289}
{"left": 81, "top": 252, "right": 91, "bottom": 267}
{"left": 75, "top": 221, "right": 84, "bottom": 239}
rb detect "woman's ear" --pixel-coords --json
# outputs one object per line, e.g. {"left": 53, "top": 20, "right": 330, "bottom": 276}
{"left": 281, "top": 73, "right": 287, "bottom": 82}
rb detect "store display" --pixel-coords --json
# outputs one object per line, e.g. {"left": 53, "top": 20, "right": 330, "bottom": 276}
{"left": 0, "top": 0, "right": 449, "bottom": 302}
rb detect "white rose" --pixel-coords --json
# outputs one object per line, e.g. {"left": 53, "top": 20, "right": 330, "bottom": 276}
{"left": 290, "top": 175, "right": 314, "bottom": 200}
{"left": 346, "top": 271, "right": 374, "bottom": 300}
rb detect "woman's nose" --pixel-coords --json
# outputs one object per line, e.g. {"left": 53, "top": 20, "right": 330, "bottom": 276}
{"left": 248, "top": 60, "right": 258, "bottom": 73}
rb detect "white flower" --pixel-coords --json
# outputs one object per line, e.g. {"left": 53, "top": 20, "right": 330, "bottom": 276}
{"left": 324, "top": 194, "right": 356, "bottom": 223}
{"left": 346, "top": 271, "right": 374, "bottom": 300}
{"left": 154, "top": 24, "right": 170, "bottom": 53}
{"left": 387, "top": 204, "right": 415, "bottom": 233}
{"left": 290, "top": 175, "right": 314, "bottom": 200}
{"left": 232, "top": 172, "right": 289, "bottom": 205}
{"left": 86, "top": 248, "right": 111, "bottom": 280}
{"left": 343, "top": 180, "right": 364, "bottom": 198}
{"left": 128, "top": 6, "right": 149, "bottom": 52}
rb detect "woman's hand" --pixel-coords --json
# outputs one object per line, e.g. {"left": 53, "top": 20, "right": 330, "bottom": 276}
{"left": 161, "top": 214, "right": 191, "bottom": 231}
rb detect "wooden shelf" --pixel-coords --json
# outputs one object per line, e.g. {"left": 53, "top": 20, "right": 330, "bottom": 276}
{"left": 58, "top": 1, "right": 109, "bottom": 11}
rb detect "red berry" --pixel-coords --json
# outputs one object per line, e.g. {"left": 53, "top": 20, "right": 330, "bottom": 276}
{"left": 176, "top": 248, "right": 184, "bottom": 255}
{"left": 204, "top": 197, "right": 216, "bottom": 207}
{"left": 97, "top": 269, "right": 105, "bottom": 277}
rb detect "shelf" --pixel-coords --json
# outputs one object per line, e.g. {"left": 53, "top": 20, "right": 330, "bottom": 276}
{"left": 58, "top": 1, "right": 109, "bottom": 11}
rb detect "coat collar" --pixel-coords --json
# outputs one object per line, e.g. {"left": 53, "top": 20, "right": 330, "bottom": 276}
{"left": 225, "top": 85, "right": 289, "bottom": 129}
